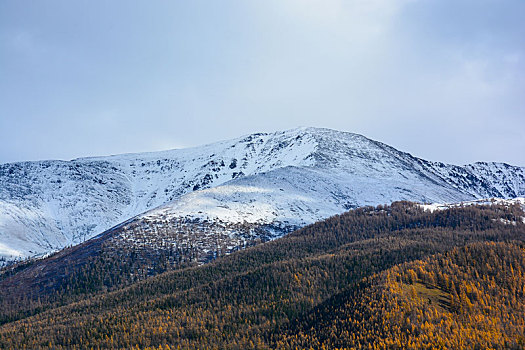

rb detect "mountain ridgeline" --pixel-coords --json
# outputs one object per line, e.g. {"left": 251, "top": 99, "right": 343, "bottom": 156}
{"left": 1, "top": 127, "right": 525, "bottom": 264}
{"left": 0, "top": 201, "right": 524, "bottom": 349}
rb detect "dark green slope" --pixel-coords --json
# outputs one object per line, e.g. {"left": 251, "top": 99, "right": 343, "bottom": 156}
{"left": 0, "top": 202, "right": 524, "bottom": 349}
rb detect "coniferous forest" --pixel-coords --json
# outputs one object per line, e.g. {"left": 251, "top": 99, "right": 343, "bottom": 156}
{"left": 0, "top": 201, "right": 524, "bottom": 349}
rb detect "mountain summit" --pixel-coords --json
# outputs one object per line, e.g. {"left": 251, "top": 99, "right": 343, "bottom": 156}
{"left": 1, "top": 127, "right": 524, "bottom": 263}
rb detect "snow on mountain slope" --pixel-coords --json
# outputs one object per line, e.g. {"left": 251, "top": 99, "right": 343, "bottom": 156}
{"left": 1, "top": 127, "right": 524, "bottom": 264}
{"left": 420, "top": 197, "right": 525, "bottom": 220}
{"left": 143, "top": 165, "right": 468, "bottom": 228}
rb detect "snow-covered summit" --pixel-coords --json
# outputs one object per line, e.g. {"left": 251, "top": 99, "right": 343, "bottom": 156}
{"left": 1, "top": 127, "right": 524, "bottom": 264}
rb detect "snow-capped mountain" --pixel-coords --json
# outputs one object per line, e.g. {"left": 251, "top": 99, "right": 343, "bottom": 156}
{"left": 1, "top": 127, "right": 524, "bottom": 264}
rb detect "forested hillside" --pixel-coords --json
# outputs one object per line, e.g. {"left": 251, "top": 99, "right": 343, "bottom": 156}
{"left": 0, "top": 202, "right": 524, "bottom": 349}
{"left": 281, "top": 242, "right": 525, "bottom": 349}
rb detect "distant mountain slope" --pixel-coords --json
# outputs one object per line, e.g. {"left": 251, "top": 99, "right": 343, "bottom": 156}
{"left": 1, "top": 127, "right": 524, "bottom": 263}
{"left": 0, "top": 128, "right": 320, "bottom": 263}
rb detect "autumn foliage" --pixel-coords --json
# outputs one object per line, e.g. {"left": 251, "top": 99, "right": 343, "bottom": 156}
{"left": 0, "top": 202, "right": 524, "bottom": 349}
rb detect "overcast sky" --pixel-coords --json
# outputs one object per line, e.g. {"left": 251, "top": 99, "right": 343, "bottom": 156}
{"left": 1, "top": 0, "right": 524, "bottom": 166}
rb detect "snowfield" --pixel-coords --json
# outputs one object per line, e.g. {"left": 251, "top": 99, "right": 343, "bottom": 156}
{"left": 1, "top": 127, "right": 524, "bottom": 264}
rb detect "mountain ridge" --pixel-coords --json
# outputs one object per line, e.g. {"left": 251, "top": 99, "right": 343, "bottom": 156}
{"left": 1, "top": 127, "right": 524, "bottom": 264}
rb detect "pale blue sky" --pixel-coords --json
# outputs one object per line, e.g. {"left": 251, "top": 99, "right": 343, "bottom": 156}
{"left": 1, "top": 0, "right": 524, "bottom": 165}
